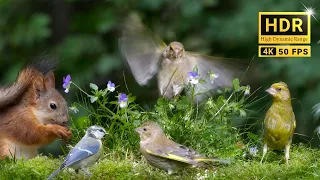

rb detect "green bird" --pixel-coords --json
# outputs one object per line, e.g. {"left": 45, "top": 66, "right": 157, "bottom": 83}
{"left": 260, "top": 82, "right": 296, "bottom": 165}
{"left": 135, "top": 121, "right": 230, "bottom": 174}
{"left": 119, "top": 14, "right": 248, "bottom": 101}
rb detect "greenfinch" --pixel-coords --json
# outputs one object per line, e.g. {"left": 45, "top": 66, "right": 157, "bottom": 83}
{"left": 135, "top": 121, "right": 230, "bottom": 174}
{"left": 260, "top": 82, "right": 296, "bottom": 165}
{"left": 119, "top": 14, "right": 248, "bottom": 101}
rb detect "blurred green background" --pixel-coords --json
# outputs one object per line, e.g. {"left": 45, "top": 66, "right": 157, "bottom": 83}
{"left": 1, "top": 0, "right": 320, "bottom": 147}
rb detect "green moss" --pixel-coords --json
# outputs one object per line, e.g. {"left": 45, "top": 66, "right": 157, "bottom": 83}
{"left": 0, "top": 144, "right": 319, "bottom": 180}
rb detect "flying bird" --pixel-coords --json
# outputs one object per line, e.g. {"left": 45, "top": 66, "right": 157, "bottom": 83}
{"left": 119, "top": 14, "right": 249, "bottom": 101}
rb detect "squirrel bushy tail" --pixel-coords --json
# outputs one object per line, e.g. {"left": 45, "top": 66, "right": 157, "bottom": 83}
{"left": 0, "top": 58, "right": 58, "bottom": 109}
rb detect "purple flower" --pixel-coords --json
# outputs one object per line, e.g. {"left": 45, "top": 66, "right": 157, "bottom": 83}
{"left": 249, "top": 146, "right": 258, "bottom": 156}
{"left": 63, "top": 75, "right": 71, "bottom": 93}
{"left": 107, "top": 81, "right": 115, "bottom": 92}
{"left": 118, "top": 93, "right": 128, "bottom": 108}
{"left": 188, "top": 71, "right": 200, "bottom": 85}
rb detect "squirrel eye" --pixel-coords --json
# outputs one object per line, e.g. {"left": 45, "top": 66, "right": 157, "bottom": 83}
{"left": 50, "top": 103, "right": 57, "bottom": 109}
{"left": 143, "top": 128, "right": 147, "bottom": 131}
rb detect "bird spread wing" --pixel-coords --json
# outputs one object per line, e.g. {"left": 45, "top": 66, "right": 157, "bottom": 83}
{"left": 119, "top": 15, "right": 166, "bottom": 85}
{"left": 145, "top": 143, "right": 201, "bottom": 164}
{"left": 185, "top": 52, "right": 249, "bottom": 99}
{"left": 62, "top": 138, "right": 101, "bottom": 168}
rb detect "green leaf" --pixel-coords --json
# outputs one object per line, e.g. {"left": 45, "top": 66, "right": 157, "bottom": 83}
{"left": 157, "top": 98, "right": 167, "bottom": 105}
{"left": 177, "top": 96, "right": 189, "bottom": 110}
{"left": 193, "top": 65, "right": 199, "bottom": 73}
{"left": 217, "top": 95, "right": 225, "bottom": 105}
{"left": 247, "top": 132, "right": 259, "bottom": 141}
{"left": 232, "top": 78, "right": 240, "bottom": 91}
{"left": 101, "top": 89, "right": 108, "bottom": 96}
{"left": 128, "top": 96, "right": 136, "bottom": 103}
{"left": 75, "top": 116, "right": 90, "bottom": 129}
{"left": 133, "top": 120, "right": 141, "bottom": 127}
{"left": 199, "top": 78, "right": 207, "bottom": 84}
{"left": 239, "top": 109, "right": 247, "bottom": 117}
{"left": 90, "top": 83, "right": 98, "bottom": 91}
{"left": 109, "top": 101, "right": 118, "bottom": 105}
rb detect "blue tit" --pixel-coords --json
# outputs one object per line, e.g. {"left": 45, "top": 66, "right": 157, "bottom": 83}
{"left": 47, "top": 125, "right": 107, "bottom": 180}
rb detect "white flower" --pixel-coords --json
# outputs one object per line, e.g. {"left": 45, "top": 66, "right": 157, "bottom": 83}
{"left": 89, "top": 95, "right": 98, "bottom": 103}
{"left": 107, "top": 81, "right": 115, "bottom": 92}
{"left": 208, "top": 71, "right": 219, "bottom": 84}
{"left": 64, "top": 87, "right": 70, "bottom": 93}
{"left": 188, "top": 72, "right": 200, "bottom": 85}
{"left": 249, "top": 146, "right": 258, "bottom": 157}
{"left": 68, "top": 105, "right": 79, "bottom": 114}
{"left": 244, "top": 86, "right": 250, "bottom": 96}
{"left": 119, "top": 101, "right": 127, "bottom": 108}
{"left": 118, "top": 93, "right": 128, "bottom": 108}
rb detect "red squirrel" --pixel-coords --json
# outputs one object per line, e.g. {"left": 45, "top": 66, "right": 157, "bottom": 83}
{"left": 0, "top": 60, "right": 72, "bottom": 159}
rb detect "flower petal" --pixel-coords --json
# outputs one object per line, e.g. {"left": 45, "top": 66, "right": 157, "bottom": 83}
{"left": 90, "top": 83, "right": 99, "bottom": 91}
{"left": 90, "top": 96, "right": 98, "bottom": 103}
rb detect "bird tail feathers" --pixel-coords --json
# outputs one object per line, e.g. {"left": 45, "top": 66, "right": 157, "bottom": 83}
{"left": 194, "top": 157, "right": 231, "bottom": 165}
{"left": 47, "top": 168, "right": 62, "bottom": 180}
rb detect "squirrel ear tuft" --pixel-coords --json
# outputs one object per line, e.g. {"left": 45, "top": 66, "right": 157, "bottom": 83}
{"left": 44, "top": 71, "right": 55, "bottom": 89}
{"left": 33, "top": 77, "right": 45, "bottom": 99}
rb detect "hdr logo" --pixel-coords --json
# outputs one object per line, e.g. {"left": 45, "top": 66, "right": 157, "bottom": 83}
{"left": 259, "top": 12, "right": 311, "bottom": 44}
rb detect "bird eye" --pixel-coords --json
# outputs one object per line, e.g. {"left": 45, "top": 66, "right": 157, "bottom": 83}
{"left": 143, "top": 128, "right": 147, "bottom": 131}
{"left": 50, "top": 103, "right": 57, "bottom": 109}
{"left": 99, "top": 129, "right": 104, "bottom": 133}
{"left": 277, "top": 88, "right": 282, "bottom": 91}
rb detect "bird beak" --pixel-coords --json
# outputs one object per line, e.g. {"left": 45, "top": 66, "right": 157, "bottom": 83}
{"left": 175, "top": 50, "right": 180, "bottom": 58}
{"left": 135, "top": 128, "right": 142, "bottom": 135}
{"left": 266, "top": 87, "right": 277, "bottom": 95}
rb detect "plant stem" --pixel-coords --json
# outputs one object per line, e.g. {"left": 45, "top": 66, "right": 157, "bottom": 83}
{"left": 214, "top": 92, "right": 234, "bottom": 118}
{"left": 71, "top": 82, "right": 90, "bottom": 97}
{"left": 97, "top": 99, "right": 115, "bottom": 116}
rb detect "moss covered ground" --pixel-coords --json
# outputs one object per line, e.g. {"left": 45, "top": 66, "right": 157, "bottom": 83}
{"left": 0, "top": 144, "right": 319, "bottom": 180}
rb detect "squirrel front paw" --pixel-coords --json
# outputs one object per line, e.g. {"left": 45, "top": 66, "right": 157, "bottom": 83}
{"left": 48, "top": 124, "right": 72, "bottom": 141}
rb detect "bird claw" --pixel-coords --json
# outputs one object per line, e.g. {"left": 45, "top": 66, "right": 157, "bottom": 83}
{"left": 81, "top": 168, "right": 91, "bottom": 177}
